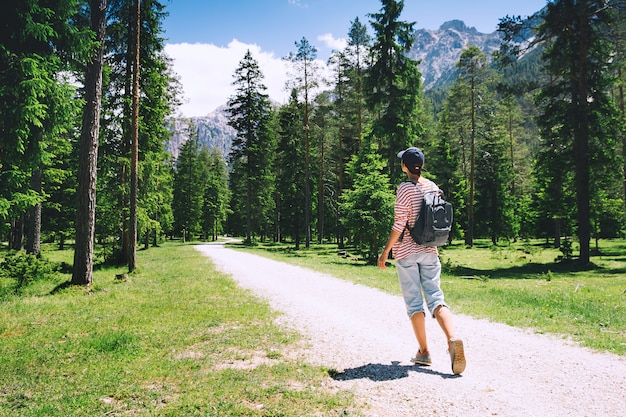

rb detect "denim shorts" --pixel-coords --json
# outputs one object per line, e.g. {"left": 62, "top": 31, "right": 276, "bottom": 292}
{"left": 396, "top": 252, "right": 446, "bottom": 318}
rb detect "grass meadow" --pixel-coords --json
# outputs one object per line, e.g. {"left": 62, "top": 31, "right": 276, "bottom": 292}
{"left": 0, "top": 242, "right": 355, "bottom": 416}
{"left": 0, "top": 238, "right": 624, "bottom": 416}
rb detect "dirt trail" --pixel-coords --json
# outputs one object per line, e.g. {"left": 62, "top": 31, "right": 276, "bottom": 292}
{"left": 195, "top": 243, "right": 626, "bottom": 417}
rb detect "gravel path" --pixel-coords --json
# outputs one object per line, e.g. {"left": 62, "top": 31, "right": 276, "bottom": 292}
{"left": 195, "top": 243, "right": 626, "bottom": 417}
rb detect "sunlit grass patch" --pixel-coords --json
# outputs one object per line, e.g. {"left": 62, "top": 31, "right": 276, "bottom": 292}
{"left": 0, "top": 242, "right": 356, "bottom": 417}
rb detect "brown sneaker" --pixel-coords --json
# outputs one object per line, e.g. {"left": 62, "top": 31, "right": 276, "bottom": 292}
{"left": 449, "top": 339, "right": 466, "bottom": 375}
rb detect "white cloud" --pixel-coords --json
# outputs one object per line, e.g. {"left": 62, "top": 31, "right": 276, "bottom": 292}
{"left": 164, "top": 40, "right": 291, "bottom": 117}
{"left": 317, "top": 33, "right": 347, "bottom": 52}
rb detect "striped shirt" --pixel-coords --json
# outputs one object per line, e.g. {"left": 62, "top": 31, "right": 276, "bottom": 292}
{"left": 391, "top": 178, "right": 439, "bottom": 260}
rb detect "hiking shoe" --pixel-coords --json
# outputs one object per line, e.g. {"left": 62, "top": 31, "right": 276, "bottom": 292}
{"left": 411, "top": 350, "right": 432, "bottom": 366}
{"left": 449, "top": 338, "right": 466, "bottom": 375}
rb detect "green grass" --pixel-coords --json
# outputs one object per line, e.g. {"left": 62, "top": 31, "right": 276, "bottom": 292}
{"left": 0, "top": 242, "right": 356, "bottom": 417}
{"left": 233, "top": 239, "right": 626, "bottom": 356}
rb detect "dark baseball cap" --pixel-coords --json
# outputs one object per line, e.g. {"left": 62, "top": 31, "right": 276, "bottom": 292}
{"left": 397, "top": 147, "right": 424, "bottom": 174}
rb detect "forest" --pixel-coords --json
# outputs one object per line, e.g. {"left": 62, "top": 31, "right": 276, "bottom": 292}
{"left": 1, "top": 0, "right": 626, "bottom": 284}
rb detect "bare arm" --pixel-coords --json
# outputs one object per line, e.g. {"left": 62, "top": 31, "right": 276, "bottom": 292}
{"left": 377, "top": 229, "right": 403, "bottom": 270}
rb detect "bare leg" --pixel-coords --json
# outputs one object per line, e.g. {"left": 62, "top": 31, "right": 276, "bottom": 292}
{"left": 435, "top": 305, "right": 466, "bottom": 374}
{"left": 434, "top": 304, "right": 456, "bottom": 343}
{"left": 410, "top": 312, "right": 429, "bottom": 353}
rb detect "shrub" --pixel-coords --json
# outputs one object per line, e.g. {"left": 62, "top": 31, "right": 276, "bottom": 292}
{"left": 0, "top": 250, "right": 55, "bottom": 292}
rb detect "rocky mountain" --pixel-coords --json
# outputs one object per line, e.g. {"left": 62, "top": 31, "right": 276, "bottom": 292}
{"left": 166, "top": 106, "right": 235, "bottom": 161}
{"left": 410, "top": 20, "right": 501, "bottom": 89}
{"left": 167, "top": 20, "right": 507, "bottom": 160}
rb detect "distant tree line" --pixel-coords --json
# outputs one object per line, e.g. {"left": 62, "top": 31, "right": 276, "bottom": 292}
{"left": 1, "top": 0, "right": 625, "bottom": 283}
{"left": 221, "top": 0, "right": 626, "bottom": 265}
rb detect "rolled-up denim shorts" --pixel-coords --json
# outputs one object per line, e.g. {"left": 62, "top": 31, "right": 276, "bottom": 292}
{"left": 396, "top": 252, "right": 446, "bottom": 318}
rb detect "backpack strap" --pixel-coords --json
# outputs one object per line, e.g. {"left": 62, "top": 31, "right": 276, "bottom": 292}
{"left": 402, "top": 181, "right": 426, "bottom": 239}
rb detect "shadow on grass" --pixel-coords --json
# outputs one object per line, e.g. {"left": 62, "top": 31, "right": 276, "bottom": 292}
{"left": 49, "top": 281, "right": 74, "bottom": 294}
{"left": 329, "top": 361, "right": 457, "bottom": 381}
{"left": 227, "top": 239, "right": 626, "bottom": 277}
{"left": 230, "top": 242, "right": 373, "bottom": 266}
{"left": 447, "top": 259, "right": 625, "bottom": 280}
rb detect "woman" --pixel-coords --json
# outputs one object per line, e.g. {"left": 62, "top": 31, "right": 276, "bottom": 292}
{"left": 378, "top": 147, "right": 466, "bottom": 375}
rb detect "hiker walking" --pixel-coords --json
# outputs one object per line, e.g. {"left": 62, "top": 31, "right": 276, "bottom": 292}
{"left": 378, "top": 147, "right": 466, "bottom": 375}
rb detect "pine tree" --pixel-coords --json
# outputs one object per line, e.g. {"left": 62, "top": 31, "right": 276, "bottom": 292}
{"left": 227, "top": 50, "right": 276, "bottom": 244}
{"left": 101, "top": 0, "right": 178, "bottom": 261}
{"left": 310, "top": 91, "right": 336, "bottom": 244}
{"left": 284, "top": 37, "right": 321, "bottom": 248}
{"left": 72, "top": 0, "right": 107, "bottom": 286}
{"left": 128, "top": 0, "right": 140, "bottom": 272}
{"left": 341, "top": 139, "right": 395, "bottom": 264}
{"left": 275, "top": 90, "right": 306, "bottom": 248}
{"left": 500, "top": 94, "right": 533, "bottom": 239}
{"left": 474, "top": 115, "right": 516, "bottom": 245}
{"left": 500, "top": 0, "right": 626, "bottom": 264}
{"left": 201, "top": 148, "right": 230, "bottom": 241}
{"left": 366, "top": 0, "right": 424, "bottom": 183}
{"left": 430, "top": 101, "right": 466, "bottom": 241}
{"left": 329, "top": 17, "right": 371, "bottom": 247}
{"left": 172, "top": 125, "right": 203, "bottom": 241}
{"left": 137, "top": 150, "right": 174, "bottom": 248}
{"left": 0, "top": 0, "right": 87, "bottom": 254}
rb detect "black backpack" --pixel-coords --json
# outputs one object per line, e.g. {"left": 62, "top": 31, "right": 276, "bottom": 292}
{"left": 408, "top": 183, "right": 453, "bottom": 247}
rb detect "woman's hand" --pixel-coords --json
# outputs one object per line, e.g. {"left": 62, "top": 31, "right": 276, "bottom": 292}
{"left": 378, "top": 251, "right": 389, "bottom": 270}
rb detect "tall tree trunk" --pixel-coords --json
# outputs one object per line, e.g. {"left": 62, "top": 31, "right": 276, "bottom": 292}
{"left": 338, "top": 127, "right": 345, "bottom": 249}
{"left": 119, "top": 163, "right": 128, "bottom": 263}
{"left": 119, "top": 4, "right": 133, "bottom": 265}
{"left": 467, "top": 73, "right": 476, "bottom": 247}
{"left": 128, "top": 0, "right": 140, "bottom": 272}
{"left": 617, "top": 68, "right": 626, "bottom": 213}
{"left": 72, "top": 0, "right": 107, "bottom": 286}
{"left": 9, "top": 215, "right": 24, "bottom": 251}
{"left": 317, "top": 128, "right": 324, "bottom": 244}
{"left": 304, "top": 72, "right": 311, "bottom": 249}
{"left": 574, "top": 11, "right": 591, "bottom": 266}
{"left": 246, "top": 174, "right": 252, "bottom": 243}
{"left": 153, "top": 208, "right": 159, "bottom": 247}
{"left": 26, "top": 167, "right": 42, "bottom": 257}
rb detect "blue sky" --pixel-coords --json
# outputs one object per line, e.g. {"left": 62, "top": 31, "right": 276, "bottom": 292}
{"left": 162, "top": 0, "right": 547, "bottom": 117}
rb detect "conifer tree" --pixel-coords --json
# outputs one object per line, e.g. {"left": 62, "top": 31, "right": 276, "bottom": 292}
{"left": 201, "top": 148, "right": 230, "bottom": 241}
{"left": 73, "top": 0, "right": 107, "bottom": 286}
{"left": 310, "top": 92, "right": 336, "bottom": 244}
{"left": 227, "top": 50, "right": 276, "bottom": 244}
{"left": 329, "top": 17, "right": 371, "bottom": 247}
{"left": 275, "top": 90, "right": 306, "bottom": 248}
{"left": 137, "top": 150, "right": 174, "bottom": 248}
{"left": 474, "top": 115, "right": 516, "bottom": 244}
{"left": 501, "top": 94, "right": 533, "bottom": 239}
{"left": 346, "top": 17, "right": 371, "bottom": 149}
{"left": 284, "top": 37, "right": 321, "bottom": 248}
{"left": 341, "top": 139, "right": 395, "bottom": 264}
{"left": 172, "top": 124, "right": 203, "bottom": 241}
{"left": 128, "top": 0, "right": 140, "bottom": 272}
{"left": 101, "top": 0, "right": 178, "bottom": 261}
{"left": 456, "top": 46, "right": 492, "bottom": 246}
{"left": 611, "top": 2, "right": 626, "bottom": 215}
{"left": 430, "top": 95, "right": 466, "bottom": 241}
{"left": 0, "top": 0, "right": 87, "bottom": 255}
{"left": 366, "top": 0, "right": 424, "bottom": 183}
{"left": 500, "top": 0, "right": 625, "bottom": 264}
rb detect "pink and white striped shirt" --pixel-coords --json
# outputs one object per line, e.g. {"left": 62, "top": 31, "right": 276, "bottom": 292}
{"left": 391, "top": 178, "right": 439, "bottom": 260}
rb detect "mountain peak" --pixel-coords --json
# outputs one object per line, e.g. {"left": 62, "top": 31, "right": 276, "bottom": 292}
{"left": 439, "top": 20, "right": 479, "bottom": 34}
{"left": 410, "top": 21, "right": 501, "bottom": 89}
